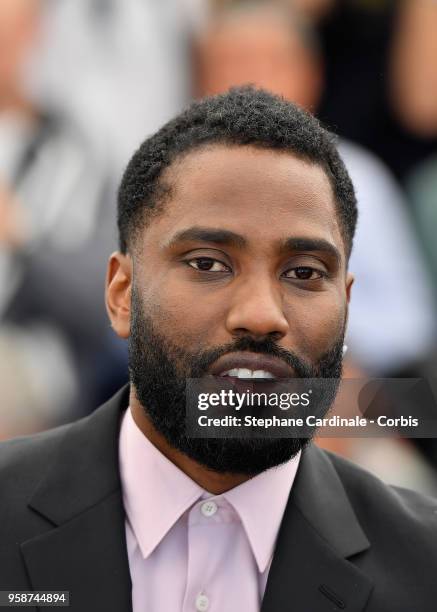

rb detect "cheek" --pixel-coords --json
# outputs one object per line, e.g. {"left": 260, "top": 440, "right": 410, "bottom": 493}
{"left": 140, "top": 280, "right": 223, "bottom": 349}
{"left": 284, "top": 293, "right": 346, "bottom": 358}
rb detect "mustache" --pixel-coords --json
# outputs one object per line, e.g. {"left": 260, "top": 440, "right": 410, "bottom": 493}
{"left": 189, "top": 335, "right": 315, "bottom": 378}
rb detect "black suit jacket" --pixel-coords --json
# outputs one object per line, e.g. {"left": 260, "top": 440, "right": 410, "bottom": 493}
{"left": 1, "top": 385, "right": 437, "bottom": 611}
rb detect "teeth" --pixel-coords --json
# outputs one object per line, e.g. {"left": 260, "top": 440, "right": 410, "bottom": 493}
{"left": 252, "top": 370, "right": 274, "bottom": 378}
{"left": 220, "top": 368, "right": 275, "bottom": 379}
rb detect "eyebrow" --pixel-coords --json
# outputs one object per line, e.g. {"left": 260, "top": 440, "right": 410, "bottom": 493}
{"left": 164, "top": 227, "right": 247, "bottom": 249}
{"left": 164, "top": 226, "right": 341, "bottom": 263}
{"left": 280, "top": 237, "right": 341, "bottom": 264}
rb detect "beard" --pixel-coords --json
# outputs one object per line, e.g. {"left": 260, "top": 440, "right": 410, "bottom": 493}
{"left": 128, "top": 285, "right": 345, "bottom": 476}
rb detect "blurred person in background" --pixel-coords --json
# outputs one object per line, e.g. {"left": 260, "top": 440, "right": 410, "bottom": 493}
{"left": 0, "top": 0, "right": 215, "bottom": 439}
{"left": 194, "top": 0, "right": 437, "bottom": 492}
{"left": 408, "top": 157, "right": 437, "bottom": 290}
{"left": 400, "top": 4, "right": 437, "bottom": 314}
{"left": 317, "top": 0, "right": 437, "bottom": 183}
{"left": 0, "top": 0, "right": 126, "bottom": 438}
{"left": 389, "top": 0, "right": 437, "bottom": 140}
{"left": 34, "top": 0, "right": 207, "bottom": 171}
{"left": 207, "top": 0, "right": 437, "bottom": 182}
{"left": 405, "top": 153, "right": 437, "bottom": 472}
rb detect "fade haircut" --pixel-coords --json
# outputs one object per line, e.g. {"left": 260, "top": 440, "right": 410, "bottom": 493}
{"left": 118, "top": 86, "right": 357, "bottom": 258}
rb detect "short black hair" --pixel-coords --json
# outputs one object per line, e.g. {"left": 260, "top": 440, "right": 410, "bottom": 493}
{"left": 118, "top": 86, "right": 357, "bottom": 258}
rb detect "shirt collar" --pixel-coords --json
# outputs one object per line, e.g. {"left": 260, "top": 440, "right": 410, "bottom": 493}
{"left": 119, "top": 407, "right": 301, "bottom": 572}
{"left": 223, "top": 453, "right": 300, "bottom": 572}
{"left": 119, "top": 408, "right": 204, "bottom": 559}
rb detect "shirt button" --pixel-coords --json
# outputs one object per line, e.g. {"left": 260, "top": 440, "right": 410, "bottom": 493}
{"left": 201, "top": 500, "right": 218, "bottom": 517}
{"left": 195, "top": 592, "right": 210, "bottom": 611}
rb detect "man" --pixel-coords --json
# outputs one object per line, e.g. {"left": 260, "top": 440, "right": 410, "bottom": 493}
{"left": 1, "top": 87, "right": 437, "bottom": 611}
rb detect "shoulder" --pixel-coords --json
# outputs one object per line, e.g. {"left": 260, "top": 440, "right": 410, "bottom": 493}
{"left": 0, "top": 387, "right": 127, "bottom": 506}
{"left": 327, "top": 448, "right": 437, "bottom": 539}
{"left": 0, "top": 422, "right": 73, "bottom": 501}
{"left": 0, "top": 422, "right": 78, "bottom": 568}
{"left": 318, "top": 449, "right": 437, "bottom": 608}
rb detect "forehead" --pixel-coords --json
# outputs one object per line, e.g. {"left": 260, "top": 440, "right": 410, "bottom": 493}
{"left": 142, "top": 144, "right": 345, "bottom": 259}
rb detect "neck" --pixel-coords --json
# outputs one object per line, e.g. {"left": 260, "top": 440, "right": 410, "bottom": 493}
{"left": 129, "top": 388, "right": 252, "bottom": 494}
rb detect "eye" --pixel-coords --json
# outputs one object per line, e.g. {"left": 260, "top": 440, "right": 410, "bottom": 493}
{"left": 186, "top": 257, "right": 231, "bottom": 273}
{"left": 283, "top": 266, "right": 325, "bottom": 281}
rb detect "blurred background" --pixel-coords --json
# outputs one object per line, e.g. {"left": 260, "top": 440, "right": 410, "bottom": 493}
{"left": 1, "top": 0, "right": 437, "bottom": 494}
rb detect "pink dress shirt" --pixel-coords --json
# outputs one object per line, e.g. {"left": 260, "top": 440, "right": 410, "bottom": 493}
{"left": 118, "top": 408, "right": 301, "bottom": 612}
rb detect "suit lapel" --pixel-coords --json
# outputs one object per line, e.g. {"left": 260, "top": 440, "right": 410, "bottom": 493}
{"left": 262, "top": 445, "right": 373, "bottom": 612}
{"left": 21, "top": 386, "right": 132, "bottom": 612}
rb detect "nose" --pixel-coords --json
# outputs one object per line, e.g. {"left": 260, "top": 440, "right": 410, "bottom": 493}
{"left": 225, "top": 275, "right": 289, "bottom": 341}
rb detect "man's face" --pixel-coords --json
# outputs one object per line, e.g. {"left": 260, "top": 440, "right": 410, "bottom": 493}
{"left": 107, "top": 144, "right": 353, "bottom": 475}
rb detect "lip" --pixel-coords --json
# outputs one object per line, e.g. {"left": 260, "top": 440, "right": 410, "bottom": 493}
{"left": 208, "top": 351, "right": 296, "bottom": 379}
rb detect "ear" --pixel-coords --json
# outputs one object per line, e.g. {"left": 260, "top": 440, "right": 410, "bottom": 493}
{"left": 105, "top": 252, "right": 132, "bottom": 339}
{"left": 343, "top": 271, "right": 354, "bottom": 335}
{"left": 345, "top": 271, "right": 354, "bottom": 304}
